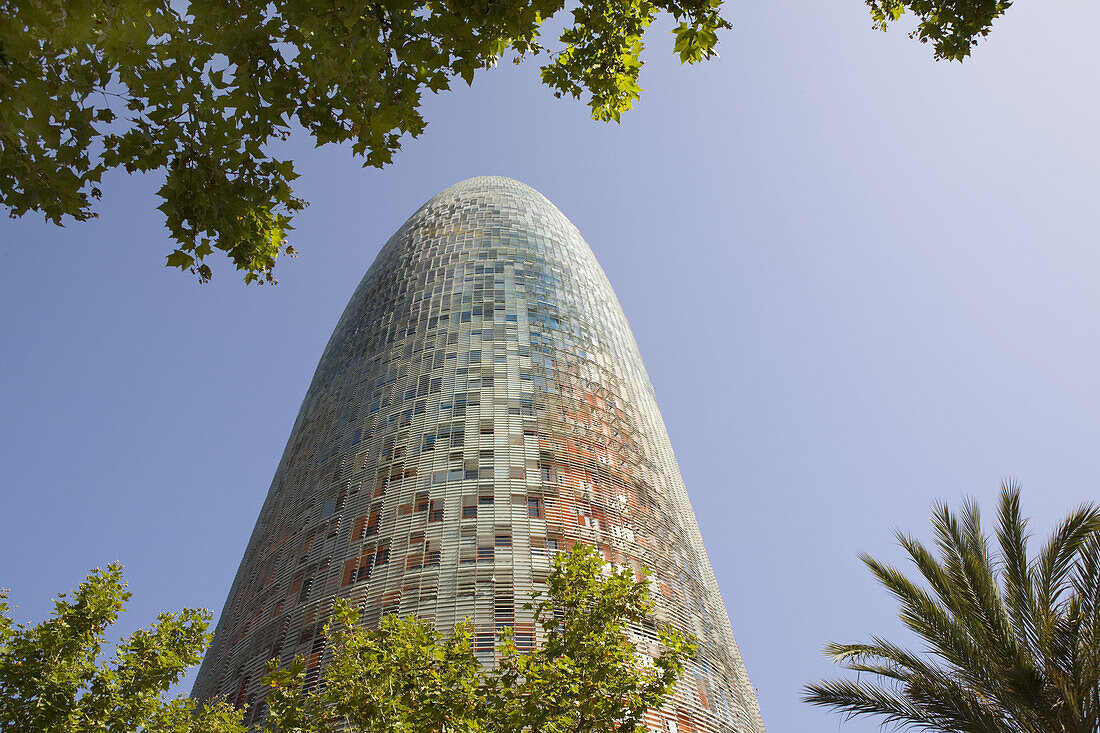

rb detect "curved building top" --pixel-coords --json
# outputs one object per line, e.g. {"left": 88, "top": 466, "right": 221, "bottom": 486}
{"left": 193, "top": 177, "right": 765, "bottom": 733}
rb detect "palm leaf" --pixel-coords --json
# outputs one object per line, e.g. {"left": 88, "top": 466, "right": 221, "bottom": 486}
{"left": 805, "top": 487, "right": 1100, "bottom": 733}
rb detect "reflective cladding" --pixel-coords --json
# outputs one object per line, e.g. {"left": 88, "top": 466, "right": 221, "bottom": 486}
{"left": 192, "top": 177, "right": 765, "bottom": 732}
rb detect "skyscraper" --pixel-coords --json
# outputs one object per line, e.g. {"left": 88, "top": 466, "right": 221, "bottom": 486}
{"left": 192, "top": 177, "right": 764, "bottom": 732}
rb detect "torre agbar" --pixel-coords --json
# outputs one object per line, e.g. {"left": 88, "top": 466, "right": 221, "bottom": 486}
{"left": 192, "top": 177, "right": 765, "bottom": 733}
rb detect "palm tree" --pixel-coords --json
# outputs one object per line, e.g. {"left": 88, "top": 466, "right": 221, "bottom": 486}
{"left": 804, "top": 483, "right": 1100, "bottom": 732}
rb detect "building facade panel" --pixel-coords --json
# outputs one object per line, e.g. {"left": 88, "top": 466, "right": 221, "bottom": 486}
{"left": 192, "top": 177, "right": 765, "bottom": 733}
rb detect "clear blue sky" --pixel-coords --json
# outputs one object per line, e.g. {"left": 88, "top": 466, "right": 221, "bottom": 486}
{"left": 2, "top": 1, "right": 1099, "bottom": 730}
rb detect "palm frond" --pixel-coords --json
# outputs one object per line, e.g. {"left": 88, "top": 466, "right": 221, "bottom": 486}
{"left": 806, "top": 487, "right": 1100, "bottom": 733}
{"left": 996, "top": 483, "right": 1037, "bottom": 656}
{"left": 1035, "top": 504, "right": 1100, "bottom": 625}
{"left": 862, "top": 554, "right": 995, "bottom": 686}
{"left": 804, "top": 678, "right": 945, "bottom": 732}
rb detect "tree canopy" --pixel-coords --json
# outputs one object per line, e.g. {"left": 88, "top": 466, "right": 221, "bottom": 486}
{"left": 1, "top": 545, "right": 694, "bottom": 733}
{"left": 0, "top": 0, "right": 728, "bottom": 283}
{"left": 867, "top": 0, "right": 1012, "bottom": 61}
{"left": 804, "top": 483, "right": 1100, "bottom": 732}
{"left": 0, "top": 563, "right": 244, "bottom": 733}
{"left": 263, "top": 543, "right": 696, "bottom": 733}
{"left": 1, "top": 0, "right": 1014, "bottom": 283}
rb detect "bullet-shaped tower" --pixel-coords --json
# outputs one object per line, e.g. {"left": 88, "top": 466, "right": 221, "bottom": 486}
{"left": 193, "top": 177, "right": 764, "bottom": 732}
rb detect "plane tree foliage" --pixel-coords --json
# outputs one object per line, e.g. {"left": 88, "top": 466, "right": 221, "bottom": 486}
{"left": 0, "top": 563, "right": 245, "bottom": 733}
{"left": 0, "top": 544, "right": 694, "bottom": 733}
{"left": 263, "top": 542, "right": 697, "bottom": 733}
{"left": 866, "top": 0, "right": 1012, "bottom": 61}
{"left": 1, "top": 0, "right": 1022, "bottom": 284}
{"left": 0, "top": 0, "right": 728, "bottom": 282}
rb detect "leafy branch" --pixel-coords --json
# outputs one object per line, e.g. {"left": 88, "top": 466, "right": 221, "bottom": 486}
{"left": 0, "top": 0, "right": 728, "bottom": 282}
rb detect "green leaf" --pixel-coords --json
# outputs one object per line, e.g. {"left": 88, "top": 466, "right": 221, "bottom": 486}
{"left": 0, "top": 0, "right": 730, "bottom": 283}
{"left": 165, "top": 250, "right": 194, "bottom": 269}
{"left": 0, "top": 565, "right": 245, "bottom": 733}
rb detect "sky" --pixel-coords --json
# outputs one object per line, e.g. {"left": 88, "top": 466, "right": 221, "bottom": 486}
{"left": 2, "top": 0, "right": 1100, "bottom": 730}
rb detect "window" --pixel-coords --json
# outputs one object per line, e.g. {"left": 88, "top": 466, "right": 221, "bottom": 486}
{"left": 355, "top": 556, "right": 373, "bottom": 582}
{"left": 249, "top": 699, "right": 267, "bottom": 725}
{"left": 352, "top": 514, "right": 369, "bottom": 541}
{"left": 527, "top": 497, "right": 542, "bottom": 518}
{"left": 234, "top": 676, "right": 250, "bottom": 708}
{"left": 303, "top": 666, "right": 320, "bottom": 692}
{"left": 495, "top": 595, "right": 514, "bottom": 624}
{"left": 428, "top": 500, "right": 444, "bottom": 522}
{"left": 474, "top": 633, "right": 494, "bottom": 653}
{"left": 462, "top": 505, "right": 477, "bottom": 519}
{"left": 532, "top": 536, "right": 560, "bottom": 556}
{"left": 495, "top": 534, "right": 512, "bottom": 547}
{"left": 478, "top": 546, "right": 495, "bottom": 562}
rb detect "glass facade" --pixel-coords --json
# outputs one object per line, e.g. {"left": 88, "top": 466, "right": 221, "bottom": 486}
{"left": 192, "top": 177, "right": 765, "bottom": 732}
